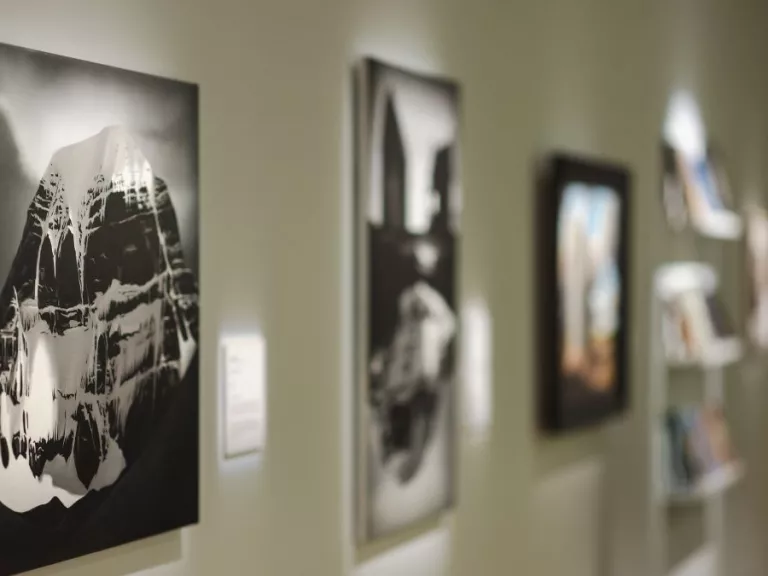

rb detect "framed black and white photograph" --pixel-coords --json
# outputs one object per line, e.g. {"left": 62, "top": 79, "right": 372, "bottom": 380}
{"left": 0, "top": 43, "right": 198, "bottom": 574}
{"left": 537, "top": 154, "right": 630, "bottom": 432}
{"left": 354, "top": 58, "right": 460, "bottom": 544}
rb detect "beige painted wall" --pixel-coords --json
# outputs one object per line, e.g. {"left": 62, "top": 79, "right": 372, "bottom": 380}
{"left": 0, "top": 1, "right": 766, "bottom": 575}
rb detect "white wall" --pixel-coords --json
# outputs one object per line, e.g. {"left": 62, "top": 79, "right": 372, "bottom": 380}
{"left": 0, "top": 1, "right": 766, "bottom": 575}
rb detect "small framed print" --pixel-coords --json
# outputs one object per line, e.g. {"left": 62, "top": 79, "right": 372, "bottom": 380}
{"left": 537, "top": 153, "right": 631, "bottom": 432}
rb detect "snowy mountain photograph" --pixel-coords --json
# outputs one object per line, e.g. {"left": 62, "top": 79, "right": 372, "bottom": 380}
{"left": 0, "top": 42, "right": 198, "bottom": 575}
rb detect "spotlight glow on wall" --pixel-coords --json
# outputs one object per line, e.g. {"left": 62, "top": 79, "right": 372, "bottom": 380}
{"left": 663, "top": 91, "right": 706, "bottom": 159}
{"left": 354, "top": 527, "right": 451, "bottom": 576}
{"left": 462, "top": 299, "right": 493, "bottom": 440}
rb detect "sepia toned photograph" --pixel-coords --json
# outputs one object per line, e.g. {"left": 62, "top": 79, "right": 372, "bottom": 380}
{"left": 354, "top": 58, "right": 460, "bottom": 543}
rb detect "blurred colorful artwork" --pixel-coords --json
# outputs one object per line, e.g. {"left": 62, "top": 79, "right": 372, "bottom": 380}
{"left": 538, "top": 154, "right": 630, "bottom": 431}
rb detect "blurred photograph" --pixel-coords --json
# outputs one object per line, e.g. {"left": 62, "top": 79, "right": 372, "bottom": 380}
{"left": 558, "top": 183, "right": 621, "bottom": 395}
{"left": 355, "top": 58, "right": 460, "bottom": 542}
{"left": 539, "top": 155, "right": 629, "bottom": 431}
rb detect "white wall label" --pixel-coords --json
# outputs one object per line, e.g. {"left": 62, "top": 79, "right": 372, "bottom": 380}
{"left": 462, "top": 300, "right": 493, "bottom": 440}
{"left": 222, "top": 334, "right": 266, "bottom": 458}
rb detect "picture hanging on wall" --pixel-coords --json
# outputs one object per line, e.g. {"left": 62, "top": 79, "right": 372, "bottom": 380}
{"left": 354, "top": 58, "right": 460, "bottom": 544}
{"left": 0, "top": 43, "right": 199, "bottom": 575}
{"left": 537, "top": 153, "right": 630, "bottom": 431}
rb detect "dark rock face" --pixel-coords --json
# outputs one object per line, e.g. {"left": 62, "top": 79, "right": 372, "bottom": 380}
{"left": 74, "top": 405, "right": 102, "bottom": 488}
{"left": 0, "top": 352, "right": 199, "bottom": 576}
{"left": 0, "top": 126, "right": 198, "bottom": 501}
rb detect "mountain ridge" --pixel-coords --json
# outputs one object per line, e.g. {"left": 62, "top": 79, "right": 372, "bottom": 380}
{"left": 0, "top": 126, "right": 198, "bottom": 511}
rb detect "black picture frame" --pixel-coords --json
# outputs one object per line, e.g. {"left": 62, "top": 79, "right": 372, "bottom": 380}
{"left": 537, "top": 153, "right": 631, "bottom": 432}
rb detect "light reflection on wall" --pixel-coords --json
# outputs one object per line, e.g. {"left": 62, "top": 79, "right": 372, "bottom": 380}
{"left": 462, "top": 299, "right": 493, "bottom": 442}
{"left": 354, "top": 527, "right": 451, "bottom": 576}
{"left": 663, "top": 91, "right": 706, "bottom": 159}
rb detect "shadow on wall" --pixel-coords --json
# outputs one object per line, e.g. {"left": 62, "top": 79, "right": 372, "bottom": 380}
{"left": 0, "top": 108, "right": 35, "bottom": 287}
{"left": 29, "top": 530, "right": 183, "bottom": 576}
{"left": 533, "top": 456, "right": 604, "bottom": 576}
{"left": 529, "top": 150, "right": 609, "bottom": 576}
{"left": 531, "top": 153, "right": 607, "bottom": 479}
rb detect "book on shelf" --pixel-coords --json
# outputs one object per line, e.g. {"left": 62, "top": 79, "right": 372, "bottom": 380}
{"left": 689, "top": 155, "right": 725, "bottom": 213}
{"left": 746, "top": 206, "right": 768, "bottom": 348}
{"left": 704, "top": 293, "right": 736, "bottom": 340}
{"left": 661, "top": 142, "right": 736, "bottom": 234}
{"left": 661, "top": 143, "right": 689, "bottom": 231}
{"left": 664, "top": 404, "right": 736, "bottom": 493}
{"left": 661, "top": 288, "right": 736, "bottom": 364}
{"left": 705, "top": 144, "right": 735, "bottom": 209}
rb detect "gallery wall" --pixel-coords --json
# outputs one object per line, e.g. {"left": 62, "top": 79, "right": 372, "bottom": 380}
{"left": 0, "top": 0, "right": 767, "bottom": 575}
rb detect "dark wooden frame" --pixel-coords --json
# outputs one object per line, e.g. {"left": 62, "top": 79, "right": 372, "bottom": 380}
{"left": 536, "top": 153, "right": 631, "bottom": 432}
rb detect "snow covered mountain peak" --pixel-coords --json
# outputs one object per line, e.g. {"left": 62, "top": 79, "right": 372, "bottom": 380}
{"left": 0, "top": 127, "right": 198, "bottom": 512}
{"left": 48, "top": 126, "right": 152, "bottom": 226}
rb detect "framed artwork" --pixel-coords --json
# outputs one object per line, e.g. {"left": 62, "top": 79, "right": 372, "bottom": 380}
{"left": 0, "top": 43, "right": 198, "bottom": 574}
{"left": 537, "top": 154, "right": 630, "bottom": 431}
{"left": 354, "top": 58, "right": 460, "bottom": 544}
{"left": 746, "top": 205, "right": 768, "bottom": 349}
